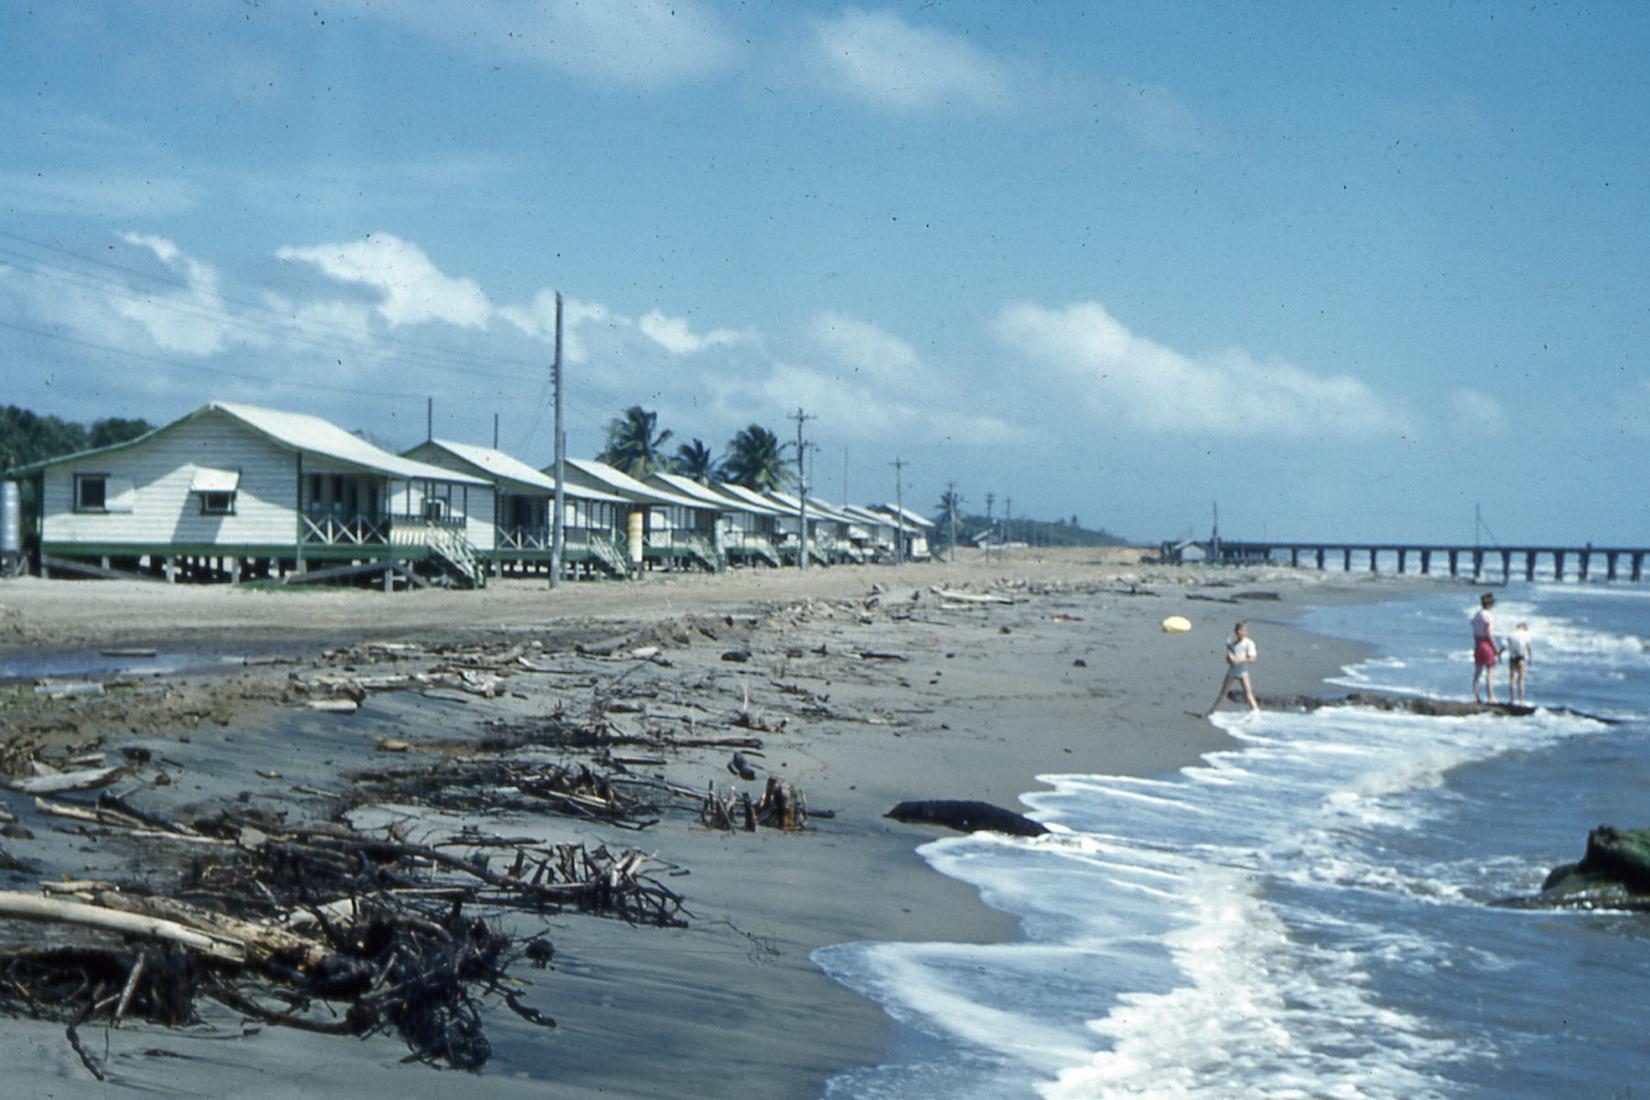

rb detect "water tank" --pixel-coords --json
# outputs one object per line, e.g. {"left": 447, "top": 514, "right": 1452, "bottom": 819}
{"left": 0, "top": 479, "right": 20, "bottom": 574}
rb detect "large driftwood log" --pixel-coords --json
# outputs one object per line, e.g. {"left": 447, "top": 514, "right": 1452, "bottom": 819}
{"left": 886, "top": 800, "right": 1049, "bottom": 837}
{"left": 0, "top": 892, "right": 245, "bottom": 962}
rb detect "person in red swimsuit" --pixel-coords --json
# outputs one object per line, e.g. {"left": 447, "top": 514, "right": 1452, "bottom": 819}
{"left": 1470, "top": 592, "right": 1503, "bottom": 704}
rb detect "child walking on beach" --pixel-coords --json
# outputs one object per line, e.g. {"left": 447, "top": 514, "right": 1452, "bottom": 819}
{"left": 1507, "top": 622, "right": 1534, "bottom": 705}
{"left": 1207, "top": 621, "right": 1260, "bottom": 716}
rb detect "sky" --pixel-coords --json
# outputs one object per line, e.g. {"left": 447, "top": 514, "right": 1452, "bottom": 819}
{"left": 2, "top": 1, "right": 1647, "bottom": 545}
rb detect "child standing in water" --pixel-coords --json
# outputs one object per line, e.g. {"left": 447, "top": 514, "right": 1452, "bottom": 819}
{"left": 1506, "top": 621, "right": 1534, "bottom": 705}
{"left": 1207, "top": 621, "right": 1260, "bottom": 716}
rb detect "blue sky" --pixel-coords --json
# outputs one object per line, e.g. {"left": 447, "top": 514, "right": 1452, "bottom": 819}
{"left": 3, "top": 1, "right": 1646, "bottom": 544}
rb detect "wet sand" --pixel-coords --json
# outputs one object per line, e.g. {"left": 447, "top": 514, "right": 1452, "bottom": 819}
{"left": 0, "top": 550, "right": 1423, "bottom": 1097}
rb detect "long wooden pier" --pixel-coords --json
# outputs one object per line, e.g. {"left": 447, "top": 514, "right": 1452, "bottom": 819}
{"left": 1178, "top": 540, "right": 1650, "bottom": 583}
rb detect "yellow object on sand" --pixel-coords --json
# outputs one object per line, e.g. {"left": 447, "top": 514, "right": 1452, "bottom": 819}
{"left": 1160, "top": 615, "right": 1192, "bottom": 634}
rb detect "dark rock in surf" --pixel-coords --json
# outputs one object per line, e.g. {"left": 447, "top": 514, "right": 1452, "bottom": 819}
{"left": 1496, "top": 825, "right": 1650, "bottom": 911}
{"left": 1258, "top": 691, "right": 1618, "bottom": 725}
{"left": 885, "top": 800, "right": 1049, "bottom": 838}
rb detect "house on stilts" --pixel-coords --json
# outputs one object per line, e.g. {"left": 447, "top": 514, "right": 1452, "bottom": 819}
{"left": 556, "top": 459, "right": 722, "bottom": 573}
{"left": 645, "top": 472, "right": 785, "bottom": 568}
{"left": 8, "top": 401, "right": 493, "bottom": 589}
{"left": 403, "top": 439, "right": 632, "bottom": 579}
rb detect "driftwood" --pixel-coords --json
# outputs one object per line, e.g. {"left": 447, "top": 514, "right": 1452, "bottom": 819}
{"left": 0, "top": 804, "right": 684, "bottom": 1076}
{"left": 701, "top": 778, "right": 809, "bottom": 832}
{"left": 885, "top": 800, "right": 1049, "bottom": 837}
{"left": 6, "top": 765, "right": 131, "bottom": 795}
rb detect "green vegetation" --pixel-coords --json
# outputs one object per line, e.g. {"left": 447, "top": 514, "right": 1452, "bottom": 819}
{"left": 671, "top": 438, "right": 716, "bottom": 482}
{"left": 596, "top": 405, "right": 673, "bottom": 477}
{"left": 719, "top": 424, "right": 794, "bottom": 492}
{"left": 1, "top": 406, "right": 154, "bottom": 474}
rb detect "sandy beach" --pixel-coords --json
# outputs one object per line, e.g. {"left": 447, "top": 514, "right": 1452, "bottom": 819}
{"left": 0, "top": 550, "right": 1418, "bottom": 1098}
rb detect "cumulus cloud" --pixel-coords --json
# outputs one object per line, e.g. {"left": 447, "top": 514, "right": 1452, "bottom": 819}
{"left": 498, "top": 291, "right": 631, "bottom": 366}
{"left": 638, "top": 310, "right": 750, "bottom": 355}
{"left": 276, "top": 234, "right": 492, "bottom": 329}
{"left": 109, "top": 233, "right": 247, "bottom": 356}
{"left": 809, "top": 9, "right": 1008, "bottom": 113}
{"left": 994, "top": 301, "right": 1411, "bottom": 439}
{"left": 371, "top": 0, "right": 736, "bottom": 89}
{"left": 725, "top": 312, "right": 1020, "bottom": 445}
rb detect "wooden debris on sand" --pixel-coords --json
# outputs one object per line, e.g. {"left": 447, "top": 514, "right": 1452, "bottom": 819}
{"left": 700, "top": 777, "right": 808, "bottom": 832}
{"left": 0, "top": 801, "right": 684, "bottom": 1078}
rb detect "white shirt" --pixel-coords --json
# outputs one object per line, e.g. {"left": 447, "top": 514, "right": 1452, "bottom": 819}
{"left": 1507, "top": 629, "right": 1532, "bottom": 661}
{"left": 1227, "top": 636, "right": 1257, "bottom": 668}
{"left": 1471, "top": 607, "right": 1495, "bottom": 641}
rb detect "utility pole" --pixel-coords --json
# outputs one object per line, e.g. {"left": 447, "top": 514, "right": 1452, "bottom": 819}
{"left": 1005, "top": 496, "right": 1013, "bottom": 557}
{"left": 985, "top": 492, "right": 995, "bottom": 559}
{"left": 549, "top": 292, "right": 566, "bottom": 589}
{"left": 492, "top": 413, "right": 499, "bottom": 449}
{"left": 890, "top": 457, "right": 907, "bottom": 564}
{"left": 946, "top": 480, "right": 959, "bottom": 564}
{"left": 842, "top": 447, "right": 849, "bottom": 508}
{"left": 789, "top": 407, "right": 813, "bottom": 569}
{"left": 426, "top": 397, "right": 433, "bottom": 442}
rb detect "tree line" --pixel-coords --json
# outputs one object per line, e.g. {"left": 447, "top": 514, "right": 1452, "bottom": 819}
{"left": 0, "top": 407, "right": 153, "bottom": 474}
{"left": 595, "top": 406, "right": 795, "bottom": 492}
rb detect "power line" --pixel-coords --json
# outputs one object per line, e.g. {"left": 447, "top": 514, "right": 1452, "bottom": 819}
{"left": 0, "top": 319, "right": 422, "bottom": 400}
{"left": 0, "top": 229, "right": 547, "bottom": 375}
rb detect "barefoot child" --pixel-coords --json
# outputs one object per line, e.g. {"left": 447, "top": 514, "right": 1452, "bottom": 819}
{"left": 1207, "top": 621, "right": 1260, "bottom": 716}
{"left": 1507, "top": 621, "right": 1534, "bottom": 705}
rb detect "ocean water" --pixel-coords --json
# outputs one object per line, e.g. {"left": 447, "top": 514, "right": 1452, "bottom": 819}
{"left": 816, "top": 583, "right": 1650, "bottom": 1098}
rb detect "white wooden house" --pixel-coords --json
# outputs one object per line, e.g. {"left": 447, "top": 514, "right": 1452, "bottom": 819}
{"left": 557, "top": 459, "right": 721, "bottom": 572}
{"left": 404, "top": 439, "right": 630, "bottom": 578}
{"left": 645, "top": 472, "right": 785, "bottom": 568}
{"left": 12, "top": 401, "right": 493, "bottom": 587}
{"left": 871, "top": 503, "right": 934, "bottom": 560}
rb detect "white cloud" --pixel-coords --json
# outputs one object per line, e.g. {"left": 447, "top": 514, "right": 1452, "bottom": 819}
{"left": 994, "top": 301, "right": 1411, "bottom": 439}
{"left": 1448, "top": 388, "right": 1510, "bottom": 436}
{"left": 110, "top": 233, "right": 248, "bottom": 356}
{"left": 498, "top": 291, "right": 629, "bottom": 365}
{"left": 809, "top": 9, "right": 1008, "bottom": 113}
{"left": 638, "top": 310, "right": 750, "bottom": 355}
{"left": 276, "top": 234, "right": 492, "bottom": 329}
{"left": 371, "top": 0, "right": 736, "bottom": 89}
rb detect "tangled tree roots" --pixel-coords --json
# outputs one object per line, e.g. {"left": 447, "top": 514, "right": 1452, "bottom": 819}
{"left": 0, "top": 808, "right": 686, "bottom": 1077}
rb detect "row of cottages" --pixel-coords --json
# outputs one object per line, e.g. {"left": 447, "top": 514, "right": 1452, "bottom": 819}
{"left": 12, "top": 401, "right": 495, "bottom": 588}
{"left": 6, "top": 398, "right": 939, "bottom": 586}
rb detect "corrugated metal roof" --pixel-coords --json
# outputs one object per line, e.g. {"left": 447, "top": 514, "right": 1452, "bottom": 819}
{"left": 874, "top": 503, "right": 936, "bottom": 528}
{"left": 562, "top": 459, "right": 710, "bottom": 510}
{"left": 7, "top": 401, "right": 489, "bottom": 486}
{"left": 714, "top": 481, "right": 790, "bottom": 514}
{"left": 764, "top": 490, "right": 855, "bottom": 525}
{"left": 422, "top": 440, "right": 626, "bottom": 502}
{"left": 648, "top": 472, "right": 773, "bottom": 514}
{"left": 212, "top": 403, "right": 490, "bottom": 485}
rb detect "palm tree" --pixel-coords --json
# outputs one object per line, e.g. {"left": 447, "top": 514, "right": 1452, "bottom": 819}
{"left": 720, "top": 424, "right": 794, "bottom": 491}
{"left": 935, "top": 488, "right": 964, "bottom": 560}
{"left": 672, "top": 438, "right": 716, "bottom": 482}
{"left": 597, "top": 405, "right": 672, "bottom": 477}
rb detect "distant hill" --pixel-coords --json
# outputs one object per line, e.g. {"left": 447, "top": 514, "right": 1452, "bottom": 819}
{"left": 931, "top": 513, "right": 1129, "bottom": 551}
{"left": 1, "top": 406, "right": 154, "bottom": 474}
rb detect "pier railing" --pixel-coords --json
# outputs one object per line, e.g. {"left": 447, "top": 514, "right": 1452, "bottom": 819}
{"left": 1170, "top": 540, "right": 1649, "bottom": 583}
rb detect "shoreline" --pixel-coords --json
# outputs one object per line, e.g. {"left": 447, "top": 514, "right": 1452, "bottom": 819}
{"left": 0, "top": 552, "right": 1434, "bottom": 1097}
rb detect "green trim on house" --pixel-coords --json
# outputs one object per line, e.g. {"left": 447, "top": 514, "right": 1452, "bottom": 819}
{"left": 41, "top": 541, "right": 435, "bottom": 563}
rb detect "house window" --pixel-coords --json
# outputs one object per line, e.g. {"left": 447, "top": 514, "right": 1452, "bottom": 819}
{"left": 74, "top": 474, "right": 108, "bottom": 512}
{"left": 199, "top": 491, "right": 236, "bottom": 515}
{"left": 423, "top": 497, "right": 448, "bottom": 521}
